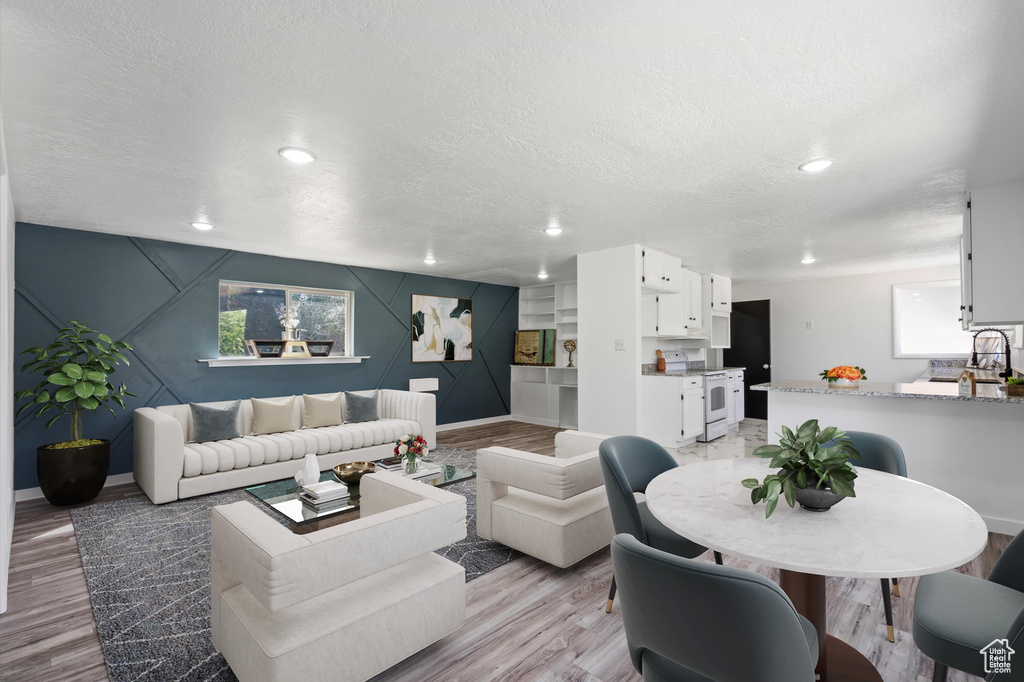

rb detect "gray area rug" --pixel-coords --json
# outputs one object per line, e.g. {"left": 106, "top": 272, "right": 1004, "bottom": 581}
{"left": 70, "top": 445, "right": 521, "bottom": 682}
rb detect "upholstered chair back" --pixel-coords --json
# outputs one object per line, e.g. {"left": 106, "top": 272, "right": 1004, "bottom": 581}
{"left": 598, "top": 436, "right": 678, "bottom": 543}
{"left": 611, "top": 534, "right": 817, "bottom": 682}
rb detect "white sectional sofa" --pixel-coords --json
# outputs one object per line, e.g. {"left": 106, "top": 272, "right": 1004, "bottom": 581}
{"left": 133, "top": 390, "right": 435, "bottom": 504}
{"left": 211, "top": 472, "right": 467, "bottom": 682}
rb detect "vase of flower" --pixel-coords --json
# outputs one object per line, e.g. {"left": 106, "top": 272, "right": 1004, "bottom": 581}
{"left": 394, "top": 434, "right": 429, "bottom": 475}
{"left": 820, "top": 365, "right": 866, "bottom": 388}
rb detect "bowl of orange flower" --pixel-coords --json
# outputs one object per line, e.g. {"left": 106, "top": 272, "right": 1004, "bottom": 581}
{"left": 819, "top": 365, "right": 866, "bottom": 388}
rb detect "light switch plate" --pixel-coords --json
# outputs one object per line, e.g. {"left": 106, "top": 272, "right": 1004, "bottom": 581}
{"left": 806, "top": 321, "right": 814, "bottom": 329}
{"left": 614, "top": 339, "right": 625, "bottom": 351}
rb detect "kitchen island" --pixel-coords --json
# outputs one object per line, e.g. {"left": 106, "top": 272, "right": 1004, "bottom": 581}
{"left": 751, "top": 377, "right": 1023, "bottom": 534}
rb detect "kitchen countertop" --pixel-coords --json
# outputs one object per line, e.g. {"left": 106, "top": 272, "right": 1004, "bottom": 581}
{"left": 641, "top": 364, "right": 746, "bottom": 377}
{"left": 750, "top": 379, "right": 1023, "bottom": 404}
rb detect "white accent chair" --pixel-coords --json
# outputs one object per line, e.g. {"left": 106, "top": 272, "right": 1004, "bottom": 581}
{"left": 476, "top": 431, "right": 613, "bottom": 568}
{"left": 211, "top": 472, "right": 466, "bottom": 682}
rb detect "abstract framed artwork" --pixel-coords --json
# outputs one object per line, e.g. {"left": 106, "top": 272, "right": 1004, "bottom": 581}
{"left": 412, "top": 295, "right": 473, "bottom": 362}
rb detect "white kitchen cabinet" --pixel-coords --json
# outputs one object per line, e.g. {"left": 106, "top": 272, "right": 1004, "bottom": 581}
{"left": 682, "top": 375, "right": 704, "bottom": 441}
{"left": 961, "top": 181, "right": 1024, "bottom": 327}
{"left": 709, "top": 274, "right": 732, "bottom": 312}
{"left": 663, "top": 254, "right": 683, "bottom": 293}
{"left": 642, "top": 293, "right": 690, "bottom": 338}
{"left": 642, "top": 248, "right": 666, "bottom": 292}
{"left": 686, "top": 269, "right": 703, "bottom": 331}
{"left": 641, "top": 375, "right": 704, "bottom": 446}
{"left": 657, "top": 294, "right": 687, "bottom": 337}
{"left": 640, "top": 376, "right": 683, "bottom": 447}
{"left": 726, "top": 370, "right": 744, "bottom": 430}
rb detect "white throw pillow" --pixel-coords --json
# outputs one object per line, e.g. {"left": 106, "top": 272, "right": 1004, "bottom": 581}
{"left": 302, "top": 393, "right": 343, "bottom": 428}
{"left": 251, "top": 396, "right": 297, "bottom": 435}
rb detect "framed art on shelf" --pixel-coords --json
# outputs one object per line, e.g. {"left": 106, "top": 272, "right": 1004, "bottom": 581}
{"left": 514, "top": 330, "right": 542, "bottom": 365}
{"left": 412, "top": 295, "right": 473, "bottom": 362}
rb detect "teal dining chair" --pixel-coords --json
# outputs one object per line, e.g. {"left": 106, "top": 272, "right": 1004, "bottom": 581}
{"left": 844, "top": 430, "right": 907, "bottom": 643}
{"left": 913, "top": 532, "right": 1024, "bottom": 681}
{"left": 611, "top": 533, "right": 819, "bottom": 681}
{"left": 598, "top": 435, "right": 722, "bottom": 614}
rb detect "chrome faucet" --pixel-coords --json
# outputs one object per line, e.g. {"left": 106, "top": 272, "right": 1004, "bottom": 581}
{"left": 970, "top": 328, "right": 1013, "bottom": 381}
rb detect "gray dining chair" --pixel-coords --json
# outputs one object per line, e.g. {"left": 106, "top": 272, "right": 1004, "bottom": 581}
{"left": 611, "top": 533, "right": 819, "bottom": 681}
{"left": 844, "top": 430, "right": 907, "bottom": 643}
{"left": 913, "top": 532, "right": 1024, "bottom": 681}
{"left": 598, "top": 435, "right": 722, "bottom": 614}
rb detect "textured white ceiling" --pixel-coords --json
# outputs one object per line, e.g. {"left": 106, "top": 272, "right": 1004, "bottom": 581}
{"left": 1, "top": 0, "right": 1022, "bottom": 286}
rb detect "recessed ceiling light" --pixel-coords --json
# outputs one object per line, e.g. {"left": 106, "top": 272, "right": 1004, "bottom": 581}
{"left": 545, "top": 226, "right": 563, "bottom": 236}
{"left": 423, "top": 257, "right": 437, "bottom": 265}
{"left": 190, "top": 221, "right": 214, "bottom": 231}
{"left": 798, "top": 158, "right": 835, "bottom": 173}
{"left": 538, "top": 272, "right": 549, "bottom": 279}
{"left": 278, "top": 147, "right": 316, "bottom": 163}
{"left": 256, "top": 289, "right": 264, "bottom": 293}
{"left": 800, "top": 257, "right": 816, "bottom": 264}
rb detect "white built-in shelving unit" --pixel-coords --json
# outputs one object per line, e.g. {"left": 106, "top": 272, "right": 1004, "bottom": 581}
{"left": 511, "top": 281, "right": 579, "bottom": 429}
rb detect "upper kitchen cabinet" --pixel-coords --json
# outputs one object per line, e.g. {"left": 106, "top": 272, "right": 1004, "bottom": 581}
{"left": 961, "top": 180, "right": 1024, "bottom": 328}
{"left": 708, "top": 273, "right": 732, "bottom": 312}
{"left": 687, "top": 269, "right": 703, "bottom": 331}
{"left": 642, "top": 247, "right": 682, "bottom": 293}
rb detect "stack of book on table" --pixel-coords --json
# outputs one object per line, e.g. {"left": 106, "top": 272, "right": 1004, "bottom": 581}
{"left": 299, "top": 479, "right": 351, "bottom": 512}
{"left": 373, "top": 456, "right": 404, "bottom": 472}
{"left": 371, "top": 458, "right": 444, "bottom": 481}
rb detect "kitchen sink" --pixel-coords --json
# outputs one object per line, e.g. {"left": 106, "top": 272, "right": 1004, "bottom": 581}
{"left": 928, "top": 376, "right": 1001, "bottom": 384}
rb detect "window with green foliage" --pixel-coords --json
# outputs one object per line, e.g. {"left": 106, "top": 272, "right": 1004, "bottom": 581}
{"left": 218, "top": 281, "right": 353, "bottom": 357}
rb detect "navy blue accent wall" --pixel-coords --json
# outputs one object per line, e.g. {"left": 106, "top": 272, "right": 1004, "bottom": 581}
{"left": 12, "top": 223, "right": 518, "bottom": 490}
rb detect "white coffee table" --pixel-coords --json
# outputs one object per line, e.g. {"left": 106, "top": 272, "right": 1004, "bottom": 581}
{"left": 646, "top": 458, "right": 988, "bottom": 682}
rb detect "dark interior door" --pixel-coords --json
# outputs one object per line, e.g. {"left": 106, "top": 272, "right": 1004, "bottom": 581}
{"left": 723, "top": 300, "right": 771, "bottom": 420}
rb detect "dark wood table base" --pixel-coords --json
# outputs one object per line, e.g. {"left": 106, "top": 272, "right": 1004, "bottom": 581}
{"left": 780, "top": 569, "right": 883, "bottom": 682}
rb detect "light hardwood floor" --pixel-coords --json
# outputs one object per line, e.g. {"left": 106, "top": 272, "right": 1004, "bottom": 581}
{"left": 0, "top": 420, "right": 1010, "bottom": 682}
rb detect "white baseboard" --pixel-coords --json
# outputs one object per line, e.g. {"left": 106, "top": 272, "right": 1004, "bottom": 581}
{"left": 983, "top": 515, "right": 1022, "bottom": 537}
{"left": 15, "top": 472, "right": 136, "bottom": 502}
{"left": 507, "top": 414, "right": 562, "bottom": 428}
{"left": 436, "top": 415, "right": 512, "bottom": 432}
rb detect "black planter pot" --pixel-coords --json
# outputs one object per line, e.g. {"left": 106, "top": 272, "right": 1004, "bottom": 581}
{"left": 37, "top": 439, "right": 110, "bottom": 506}
{"left": 794, "top": 484, "right": 847, "bottom": 512}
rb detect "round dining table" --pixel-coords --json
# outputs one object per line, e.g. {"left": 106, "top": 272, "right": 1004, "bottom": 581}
{"left": 645, "top": 458, "right": 989, "bottom": 682}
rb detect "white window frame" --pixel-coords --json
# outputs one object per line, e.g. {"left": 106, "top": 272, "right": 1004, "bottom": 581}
{"left": 218, "top": 280, "right": 354, "bottom": 357}
{"left": 892, "top": 280, "right": 971, "bottom": 359}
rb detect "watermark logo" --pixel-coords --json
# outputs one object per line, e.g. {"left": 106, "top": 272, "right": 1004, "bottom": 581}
{"left": 980, "top": 638, "right": 1015, "bottom": 676}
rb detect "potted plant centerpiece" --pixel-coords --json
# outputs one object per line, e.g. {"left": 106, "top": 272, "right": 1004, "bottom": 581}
{"left": 742, "top": 419, "right": 861, "bottom": 518}
{"left": 1007, "top": 376, "right": 1024, "bottom": 397}
{"left": 14, "top": 321, "right": 135, "bottom": 505}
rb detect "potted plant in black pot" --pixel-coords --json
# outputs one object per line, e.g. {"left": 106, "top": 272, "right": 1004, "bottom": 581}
{"left": 742, "top": 419, "right": 861, "bottom": 518}
{"left": 14, "top": 321, "right": 135, "bottom": 505}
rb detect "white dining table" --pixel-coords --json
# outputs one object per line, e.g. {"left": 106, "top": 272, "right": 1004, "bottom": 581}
{"left": 645, "top": 458, "right": 989, "bottom": 682}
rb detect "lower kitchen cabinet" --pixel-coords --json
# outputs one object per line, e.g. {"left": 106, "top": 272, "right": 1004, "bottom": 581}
{"left": 640, "top": 375, "right": 704, "bottom": 447}
{"left": 727, "top": 369, "right": 745, "bottom": 429}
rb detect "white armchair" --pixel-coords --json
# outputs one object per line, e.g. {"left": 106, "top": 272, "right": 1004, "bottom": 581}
{"left": 476, "top": 431, "right": 613, "bottom": 568}
{"left": 211, "top": 472, "right": 466, "bottom": 682}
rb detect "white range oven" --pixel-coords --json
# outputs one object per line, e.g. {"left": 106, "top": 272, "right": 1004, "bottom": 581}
{"left": 697, "top": 370, "right": 730, "bottom": 442}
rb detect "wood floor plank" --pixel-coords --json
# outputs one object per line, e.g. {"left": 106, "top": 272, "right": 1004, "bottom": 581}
{"left": 0, "top": 419, "right": 1009, "bottom": 682}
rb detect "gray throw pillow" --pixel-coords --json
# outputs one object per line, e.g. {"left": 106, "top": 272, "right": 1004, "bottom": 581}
{"left": 344, "top": 390, "right": 379, "bottom": 423}
{"left": 189, "top": 401, "right": 241, "bottom": 443}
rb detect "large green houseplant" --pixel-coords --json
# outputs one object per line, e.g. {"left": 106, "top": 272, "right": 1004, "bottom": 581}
{"left": 15, "top": 321, "right": 135, "bottom": 505}
{"left": 742, "top": 419, "right": 861, "bottom": 518}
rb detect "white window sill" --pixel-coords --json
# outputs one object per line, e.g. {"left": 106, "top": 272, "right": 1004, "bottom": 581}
{"left": 198, "top": 356, "right": 370, "bottom": 367}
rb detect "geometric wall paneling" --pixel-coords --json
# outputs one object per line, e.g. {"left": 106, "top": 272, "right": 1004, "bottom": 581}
{"left": 15, "top": 224, "right": 180, "bottom": 340}
{"left": 12, "top": 223, "right": 518, "bottom": 489}
{"left": 131, "top": 237, "right": 230, "bottom": 292}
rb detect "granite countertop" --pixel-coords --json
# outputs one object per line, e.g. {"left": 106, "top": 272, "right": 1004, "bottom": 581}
{"left": 750, "top": 379, "right": 1023, "bottom": 404}
{"left": 641, "top": 364, "right": 746, "bottom": 377}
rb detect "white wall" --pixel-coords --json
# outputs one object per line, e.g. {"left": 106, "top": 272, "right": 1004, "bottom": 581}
{"left": 734, "top": 265, "right": 962, "bottom": 383}
{"left": 0, "top": 110, "right": 14, "bottom": 614}
{"left": 578, "top": 244, "right": 642, "bottom": 435}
